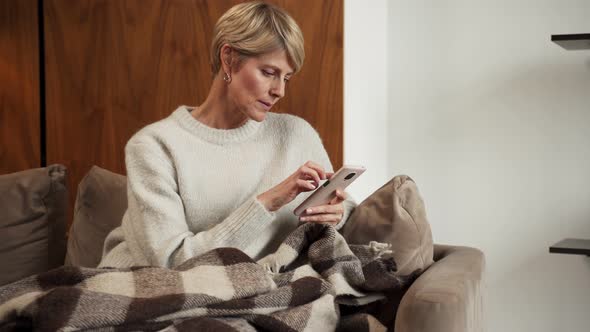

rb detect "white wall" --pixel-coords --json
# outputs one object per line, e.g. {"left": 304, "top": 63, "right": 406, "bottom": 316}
{"left": 346, "top": 0, "right": 590, "bottom": 331}
{"left": 343, "top": 0, "right": 390, "bottom": 202}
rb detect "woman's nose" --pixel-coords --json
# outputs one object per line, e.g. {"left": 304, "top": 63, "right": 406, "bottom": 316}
{"left": 270, "top": 80, "right": 285, "bottom": 98}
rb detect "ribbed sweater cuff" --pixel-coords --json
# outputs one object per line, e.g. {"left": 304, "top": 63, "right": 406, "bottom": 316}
{"left": 335, "top": 198, "right": 356, "bottom": 231}
{"left": 213, "top": 196, "right": 275, "bottom": 248}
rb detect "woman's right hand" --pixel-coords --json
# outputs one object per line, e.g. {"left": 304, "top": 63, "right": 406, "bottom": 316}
{"left": 257, "top": 161, "right": 330, "bottom": 212}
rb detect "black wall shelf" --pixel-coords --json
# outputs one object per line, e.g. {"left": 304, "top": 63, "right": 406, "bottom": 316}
{"left": 551, "top": 33, "right": 590, "bottom": 50}
{"left": 549, "top": 238, "right": 590, "bottom": 256}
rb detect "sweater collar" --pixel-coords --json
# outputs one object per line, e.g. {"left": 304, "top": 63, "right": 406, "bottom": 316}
{"left": 172, "top": 105, "right": 262, "bottom": 144}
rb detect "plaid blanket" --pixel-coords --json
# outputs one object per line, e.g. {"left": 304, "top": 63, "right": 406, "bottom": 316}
{"left": 0, "top": 223, "right": 415, "bottom": 331}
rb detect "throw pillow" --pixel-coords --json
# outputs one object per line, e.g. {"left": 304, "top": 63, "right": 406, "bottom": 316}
{"left": 65, "top": 166, "right": 127, "bottom": 267}
{"left": 341, "top": 175, "right": 434, "bottom": 275}
{"left": 0, "top": 164, "right": 67, "bottom": 285}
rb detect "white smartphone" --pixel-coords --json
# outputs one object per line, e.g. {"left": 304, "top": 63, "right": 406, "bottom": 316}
{"left": 293, "top": 165, "right": 366, "bottom": 216}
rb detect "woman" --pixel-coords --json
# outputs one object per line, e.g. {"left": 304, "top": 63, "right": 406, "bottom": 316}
{"left": 99, "top": 1, "right": 356, "bottom": 268}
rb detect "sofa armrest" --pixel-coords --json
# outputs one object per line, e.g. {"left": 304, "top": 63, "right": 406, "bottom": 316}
{"left": 395, "top": 244, "right": 485, "bottom": 332}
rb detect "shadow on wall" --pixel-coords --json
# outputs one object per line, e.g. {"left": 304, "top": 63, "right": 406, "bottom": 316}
{"left": 448, "top": 61, "right": 590, "bottom": 119}
{"left": 429, "top": 60, "right": 590, "bottom": 281}
{"left": 500, "top": 217, "right": 590, "bottom": 281}
{"left": 487, "top": 233, "right": 590, "bottom": 331}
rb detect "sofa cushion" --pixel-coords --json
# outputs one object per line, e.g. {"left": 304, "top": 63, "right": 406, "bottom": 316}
{"left": 341, "top": 175, "right": 434, "bottom": 275}
{"left": 0, "top": 164, "right": 67, "bottom": 286}
{"left": 65, "top": 166, "right": 127, "bottom": 267}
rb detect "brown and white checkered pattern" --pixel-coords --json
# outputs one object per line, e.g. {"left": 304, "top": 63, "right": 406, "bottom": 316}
{"left": 0, "top": 223, "right": 414, "bottom": 331}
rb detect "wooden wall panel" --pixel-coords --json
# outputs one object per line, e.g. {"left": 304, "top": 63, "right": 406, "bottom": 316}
{"left": 0, "top": 0, "right": 40, "bottom": 174}
{"left": 273, "top": 0, "right": 343, "bottom": 170}
{"left": 44, "top": 0, "right": 343, "bottom": 227}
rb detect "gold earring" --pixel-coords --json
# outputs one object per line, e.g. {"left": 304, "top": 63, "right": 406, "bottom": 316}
{"left": 223, "top": 72, "right": 232, "bottom": 83}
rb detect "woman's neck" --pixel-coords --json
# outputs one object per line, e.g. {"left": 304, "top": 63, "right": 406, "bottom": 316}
{"left": 193, "top": 77, "right": 249, "bottom": 129}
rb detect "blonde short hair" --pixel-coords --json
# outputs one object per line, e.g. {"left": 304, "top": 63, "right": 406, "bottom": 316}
{"left": 210, "top": 1, "right": 305, "bottom": 75}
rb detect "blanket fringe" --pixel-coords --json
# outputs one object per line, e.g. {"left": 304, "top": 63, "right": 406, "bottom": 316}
{"left": 367, "top": 241, "right": 393, "bottom": 259}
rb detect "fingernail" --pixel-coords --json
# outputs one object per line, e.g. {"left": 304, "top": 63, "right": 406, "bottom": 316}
{"left": 307, "top": 208, "right": 312, "bottom": 213}
{"left": 300, "top": 217, "right": 307, "bottom": 221}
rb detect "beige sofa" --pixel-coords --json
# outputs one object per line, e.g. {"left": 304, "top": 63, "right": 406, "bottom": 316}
{"left": 0, "top": 165, "right": 485, "bottom": 331}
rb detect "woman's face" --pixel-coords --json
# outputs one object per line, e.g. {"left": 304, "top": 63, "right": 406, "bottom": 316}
{"left": 227, "top": 48, "right": 294, "bottom": 122}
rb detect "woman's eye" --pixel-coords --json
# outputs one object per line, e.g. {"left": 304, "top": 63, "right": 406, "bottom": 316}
{"left": 262, "top": 70, "right": 274, "bottom": 76}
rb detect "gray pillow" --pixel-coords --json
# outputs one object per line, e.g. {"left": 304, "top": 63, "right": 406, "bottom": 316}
{"left": 65, "top": 166, "right": 127, "bottom": 267}
{"left": 341, "top": 175, "right": 434, "bottom": 275}
{"left": 0, "top": 164, "right": 67, "bottom": 286}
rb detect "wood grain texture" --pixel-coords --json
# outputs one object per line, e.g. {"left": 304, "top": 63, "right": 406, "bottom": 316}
{"left": 0, "top": 0, "right": 40, "bottom": 174}
{"left": 273, "top": 0, "right": 343, "bottom": 170}
{"left": 44, "top": 0, "right": 342, "bottom": 227}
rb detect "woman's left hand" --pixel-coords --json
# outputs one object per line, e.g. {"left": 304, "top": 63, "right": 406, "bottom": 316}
{"left": 298, "top": 189, "right": 347, "bottom": 226}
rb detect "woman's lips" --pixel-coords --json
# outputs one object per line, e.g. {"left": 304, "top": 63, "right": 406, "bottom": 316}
{"left": 258, "top": 100, "right": 271, "bottom": 110}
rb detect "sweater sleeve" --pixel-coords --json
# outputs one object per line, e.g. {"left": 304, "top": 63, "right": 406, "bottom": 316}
{"left": 303, "top": 123, "right": 357, "bottom": 230}
{"left": 121, "top": 140, "right": 275, "bottom": 268}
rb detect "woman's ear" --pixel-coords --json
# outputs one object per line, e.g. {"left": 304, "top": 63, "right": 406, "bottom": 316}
{"left": 220, "top": 44, "right": 233, "bottom": 74}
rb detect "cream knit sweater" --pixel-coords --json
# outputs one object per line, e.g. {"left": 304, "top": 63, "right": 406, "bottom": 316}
{"left": 99, "top": 106, "right": 356, "bottom": 268}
